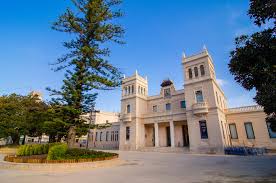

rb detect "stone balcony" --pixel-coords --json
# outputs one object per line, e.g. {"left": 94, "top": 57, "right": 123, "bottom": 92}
{"left": 120, "top": 113, "right": 132, "bottom": 122}
{"left": 192, "top": 102, "right": 208, "bottom": 116}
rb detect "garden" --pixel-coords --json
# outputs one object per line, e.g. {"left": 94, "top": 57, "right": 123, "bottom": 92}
{"left": 4, "top": 143, "right": 118, "bottom": 163}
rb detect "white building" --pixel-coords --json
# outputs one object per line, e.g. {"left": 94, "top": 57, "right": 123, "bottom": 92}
{"left": 118, "top": 49, "right": 276, "bottom": 153}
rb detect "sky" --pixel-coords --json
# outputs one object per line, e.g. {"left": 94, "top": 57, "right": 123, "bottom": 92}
{"left": 0, "top": 0, "right": 258, "bottom": 112}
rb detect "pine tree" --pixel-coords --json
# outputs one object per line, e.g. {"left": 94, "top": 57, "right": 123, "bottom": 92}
{"left": 48, "top": 0, "right": 124, "bottom": 147}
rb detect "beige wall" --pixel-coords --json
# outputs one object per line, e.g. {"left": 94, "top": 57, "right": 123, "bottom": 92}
{"left": 119, "top": 49, "right": 275, "bottom": 153}
{"left": 226, "top": 108, "right": 276, "bottom": 149}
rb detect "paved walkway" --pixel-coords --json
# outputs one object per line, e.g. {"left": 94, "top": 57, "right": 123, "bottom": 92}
{"left": 1, "top": 151, "right": 276, "bottom": 183}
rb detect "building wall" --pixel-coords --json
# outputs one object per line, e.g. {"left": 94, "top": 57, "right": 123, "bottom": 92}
{"left": 119, "top": 49, "right": 275, "bottom": 153}
{"left": 226, "top": 107, "right": 276, "bottom": 149}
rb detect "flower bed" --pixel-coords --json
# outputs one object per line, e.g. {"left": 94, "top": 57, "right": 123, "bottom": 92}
{"left": 4, "top": 153, "right": 118, "bottom": 164}
{"left": 4, "top": 143, "right": 118, "bottom": 163}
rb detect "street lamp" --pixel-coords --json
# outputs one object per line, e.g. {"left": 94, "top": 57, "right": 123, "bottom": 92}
{"left": 86, "top": 108, "right": 100, "bottom": 150}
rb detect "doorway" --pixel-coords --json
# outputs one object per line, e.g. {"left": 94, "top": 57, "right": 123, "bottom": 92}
{"left": 166, "top": 126, "right": 171, "bottom": 147}
{"left": 182, "top": 125, "right": 189, "bottom": 147}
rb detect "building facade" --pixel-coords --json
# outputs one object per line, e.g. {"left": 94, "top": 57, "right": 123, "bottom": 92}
{"left": 119, "top": 49, "right": 276, "bottom": 153}
{"left": 78, "top": 111, "right": 120, "bottom": 149}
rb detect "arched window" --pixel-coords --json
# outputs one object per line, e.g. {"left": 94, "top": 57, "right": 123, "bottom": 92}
{"left": 188, "top": 68, "right": 193, "bottom": 79}
{"left": 200, "top": 65, "right": 205, "bottom": 76}
{"left": 131, "top": 85, "right": 134, "bottom": 94}
{"left": 144, "top": 88, "right": 146, "bottom": 95}
{"left": 194, "top": 67, "right": 199, "bottom": 77}
{"left": 127, "top": 104, "right": 131, "bottom": 113}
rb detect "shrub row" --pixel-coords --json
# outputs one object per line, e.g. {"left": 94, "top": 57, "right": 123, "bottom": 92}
{"left": 46, "top": 144, "right": 117, "bottom": 160}
{"left": 17, "top": 143, "right": 62, "bottom": 156}
{"left": 47, "top": 143, "right": 68, "bottom": 160}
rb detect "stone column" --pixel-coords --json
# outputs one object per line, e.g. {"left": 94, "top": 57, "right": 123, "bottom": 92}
{"left": 170, "top": 121, "right": 175, "bottom": 147}
{"left": 154, "top": 122, "right": 159, "bottom": 147}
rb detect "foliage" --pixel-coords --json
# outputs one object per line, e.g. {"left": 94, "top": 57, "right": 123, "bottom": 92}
{"left": 47, "top": 143, "right": 68, "bottom": 160}
{"left": 16, "top": 143, "right": 62, "bottom": 156}
{"left": 0, "top": 93, "right": 48, "bottom": 144}
{"left": 229, "top": 0, "right": 276, "bottom": 131}
{"left": 63, "top": 148, "right": 116, "bottom": 159}
{"left": 47, "top": 0, "right": 125, "bottom": 146}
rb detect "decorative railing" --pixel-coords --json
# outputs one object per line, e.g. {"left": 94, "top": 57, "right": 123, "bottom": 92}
{"left": 192, "top": 102, "right": 208, "bottom": 115}
{"left": 226, "top": 105, "right": 263, "bottom": 114}
{"left": 120, "top": 113, "right": 131, "bottom": 122}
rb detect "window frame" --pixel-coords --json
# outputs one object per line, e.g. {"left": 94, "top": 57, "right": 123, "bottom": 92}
{"left": 266, "top": 121, "right": 276, "bottom": 139}
{"left": 106, "top": 131, "right": 109, "bottom": 141}
{"left": 180, "top": 100, "right": 186, "bottom": 109}
{"left": 153, "top": 105, "right": 157, "bottom": 112}
{"left": 165, "top": 103, "right": 171, "bottom": 111}
{"left": 229, "top": 123, "right": 238, "bottom": 139}
{"left": 244, "top": 122, "right": 255, "bottom": 139}
{"left": 127, "top": 104, "right": 131, "bottom": 113}
{"left": 195, "top": 90, "right": 204, "bottom": 103}
{"left": 194, "top": 67, "right": 199, "bottom": 77}
{"left": 126, "top": 126, "right": 130, "bottom": 141}
{"left": 199, "top": 120, "right": 208, "bottom": 139}
{"left": 200, "top": 65, "right": 205, "bottom": 76}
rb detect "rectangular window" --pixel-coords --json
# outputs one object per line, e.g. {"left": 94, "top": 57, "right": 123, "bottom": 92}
{"left": 100, "top": 132, "right": 103, "bottom": 141}
{"left": 153, "top": 105, "right": 157, "bottom": 112}
{"left": 115, "top": 131, "right": 119, "bottom": 141}
{"left": 127, "top": 104, "right": 131, "bottom": 113}
{"left": 244, "top": 122, "right": 255, "bottom": 139}
{"left": 166, "top": 103, "right": 171, "bottom": 111}
{"left": 199, "top": 120, "right": 208, "bottom": 139}
{"left": 106, "top": 131, "right": 109, "bottom": 141}
{"left": 267, "top": 122, "right": 276, "bottom": 138}
{"left": 126, "top": 127, "right": 130, "bottom": 141}
{"left": 164, "top": 88, "right": 171, "bottom": 97}
{"left": 195, "top": 90, "right": 204, "bottom": 103}
{"left": 111, "top": 131, "right": 114, "bottom": 141}
{"left": 180, "top": 100, "right": 186, "bottom": 108}
{"left": 229, "top": 123, "right": 238, "bottom": 139}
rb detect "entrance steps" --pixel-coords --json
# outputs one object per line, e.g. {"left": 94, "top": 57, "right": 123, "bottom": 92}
{"left": 138, "top": 147, "right": 190, "bottom": 153}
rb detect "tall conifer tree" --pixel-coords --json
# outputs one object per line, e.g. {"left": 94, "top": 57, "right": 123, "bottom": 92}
{"left": 49, "top": 0, "right": 124, "bottom": 146}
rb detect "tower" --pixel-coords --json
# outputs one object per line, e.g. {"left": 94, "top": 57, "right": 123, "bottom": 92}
{"left": 119, "top": 71, "right": 148, "bottom": 150}
{"left": 182, "top": 47, "right": 229, "bottom": 153}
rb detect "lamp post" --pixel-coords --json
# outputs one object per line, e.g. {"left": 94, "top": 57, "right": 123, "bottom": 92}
{"left": 86, "top": 108, "right": 99, "bottom": 150}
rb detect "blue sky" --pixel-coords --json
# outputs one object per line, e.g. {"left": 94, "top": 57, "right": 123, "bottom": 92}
{"left": 0, "top": 0, "right": 258, "bottom": 112}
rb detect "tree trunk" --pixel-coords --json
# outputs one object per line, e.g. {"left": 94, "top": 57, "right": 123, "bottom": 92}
{"left": 12, "top": 134, "right": 20, "bottom": 145}
{"left": 68, "top": 126, "right": 76, "bottom": 148}
{"left": 49, "top": 134, "right": 55, "bottom": 143}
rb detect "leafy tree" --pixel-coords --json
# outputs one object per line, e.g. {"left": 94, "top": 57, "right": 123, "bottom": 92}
{"left": 0, "top": 93, "right": 47, "bottom": 144}
{"left": 229, "top": 0, "right": 276, "bottom": 131}
{"left": 48, "top": 0, "right": 124, "bottom": 147}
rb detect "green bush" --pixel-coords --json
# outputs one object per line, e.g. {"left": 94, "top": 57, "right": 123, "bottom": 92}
{"left": 16, "top": 143, "right": 63, "bottom": 156}
{"left": 42, "top": 144, "right": 49, "bottom": 154}
{"left": 29, "top": 145, "right": 34, "bottom": 156}
{"left": 60, "top": 148, "right": 117, "bottom": 160}
{"left": 47, "top": 143, "right": 68, "bottom": 160}
{"left": 17, "top": 145, "right": 27, "bottom": 156}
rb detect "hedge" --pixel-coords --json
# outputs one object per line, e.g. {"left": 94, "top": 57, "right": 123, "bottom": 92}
{"left": 47, "top": 143, "right": 68, "bottom": 160}
{"left": 17, "top": 143, "right": 62, "bottom": 156}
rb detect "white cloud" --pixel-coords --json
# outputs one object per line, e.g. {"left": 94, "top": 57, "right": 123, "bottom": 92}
{"left": 216, "top": 78, "right": 227, "bottom": 87}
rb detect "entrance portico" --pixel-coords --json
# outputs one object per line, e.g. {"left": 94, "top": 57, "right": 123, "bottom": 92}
{"left": 144, "top": 121, "right": 189, "bottom": 148}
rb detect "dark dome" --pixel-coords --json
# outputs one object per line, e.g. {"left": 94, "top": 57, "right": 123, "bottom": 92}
{"left": 160, "top": 79, "right": 173, "bottom": 87}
